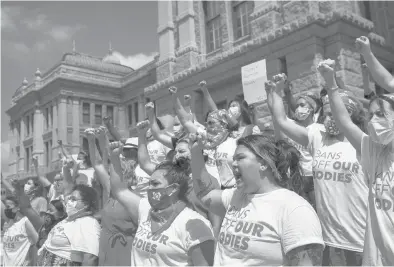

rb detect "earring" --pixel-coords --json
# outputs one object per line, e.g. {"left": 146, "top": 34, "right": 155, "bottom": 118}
{"left": 260, "top": 165, "right": 267, "bottom": 172}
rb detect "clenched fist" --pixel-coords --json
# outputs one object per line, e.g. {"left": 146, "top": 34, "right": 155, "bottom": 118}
{"left": 136, "top": 120, "right": 150, "bottom": 134}
{"left": 169, "top": 86, "right": 178, "bottom": 94}
{"left": 355, "top": 36, "right": 371, "bottom": 56}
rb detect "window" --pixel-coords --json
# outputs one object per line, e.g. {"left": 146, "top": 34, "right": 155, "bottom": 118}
{"left": 45, "top": 107, "right": 49, "bottom": 130}
{"left": 134, "top": 102, "right": 139, "bottom": 123}
{"left": 361, "top": 1, "right": 371, "bottom": 20}
{"left": 204, "top": 1, "right": 222, "bottom": 52}
{"left": 279, "top": 56, "right": 288, "bottom": 76}
{"left": 31, "top": 113, "right": 34, "bottom": 134}
{"left": 82, "top": 103, "right": 90, "bottom": 124}
{"left": 95, "top": 104, "right": 102, "bottom": 125}
{"left": 26, "top": 115, "right": 30, "bottom": 136}
{"left": 82, "top": 138, "right": 89, "bottom": 153}
{"left": 50, "top": 105, "right": 54, "bottom": 127}
{"left": 25, "top": 147, "right": 30, "bottom": 171}
{"left": 107, "top": 105, "right": 114, "bottom": 120}
{"left": 128, "top": 104, "right": 133, "bottom": 125}
{"left": 233, "top": 1, "right": 252, "bottom": 39}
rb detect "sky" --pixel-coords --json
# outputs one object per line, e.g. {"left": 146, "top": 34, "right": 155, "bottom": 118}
{"left": 1, "top": 1, "right": 159, "bottom": 173}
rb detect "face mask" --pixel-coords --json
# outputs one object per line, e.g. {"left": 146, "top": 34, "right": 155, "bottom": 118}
{"left": 368, "top": 117, "right": 394, "bottom": 145}
{"left": 229, "top": 106, "right": 241, "bottom": 119}
{"left": 44, "top": 213, "right": 55, "bottom": 226}
{"left": 147, "top": 185, "right": 177, "bottom": 210}
{"left": 294, "top": 107, "right": 312, "bottom": 121}
{"left": 324, "top": 118, "right": 340, "bottom": 136}
{"left": 66, "top": 200, "right": 84, "bottom": 216}
{"left": 4, "top": 208, "right": 17, "bottom": 220}
{"left": 24, "top": 184, "right": 34, "bottom": 195}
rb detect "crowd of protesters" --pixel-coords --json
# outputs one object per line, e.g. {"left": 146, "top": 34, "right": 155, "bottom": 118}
{"left": 1, "top": 35, "right": 394, "bottom": 266}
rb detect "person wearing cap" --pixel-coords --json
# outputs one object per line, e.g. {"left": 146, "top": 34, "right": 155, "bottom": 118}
{"left": 267, "top": 70, "right": 368, "bottom": 266}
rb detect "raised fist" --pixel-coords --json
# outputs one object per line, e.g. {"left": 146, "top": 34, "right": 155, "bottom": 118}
{"left": 145, "top": 102, "right": 155, "bottom": 115}
{"left": 103, "top": 116, "right": 112, "bottom": 126}
{"left": 272, "top": 74, "right": 286, "bottom": 92}
{"left": 32, "top": 156, "right": 38, "bottom": 168}
{"left": 136, "top": 120, "right": 150, "bottom": 134}
{"left": 57, "top": 140, "right": 63, "bottom": 145}
{"left": 84, "top": 128, "right": 96, "bottom": 141}
{"left": 361, "top": 63, "right": 369, "bottom": 76}
{"left": 355, "top": 36, "right": 371, "bottom": 56}
{"left": 184, "top": 95, "right": 191, "bottom": 101}
{"left": 169, "top": 86, "right": 178, "bottom": 95}
{"left": 199, "top": 80, "right": 207, "bottom": 89}
{"left": 95, "top": 126, "right": 107, "bottom": 139}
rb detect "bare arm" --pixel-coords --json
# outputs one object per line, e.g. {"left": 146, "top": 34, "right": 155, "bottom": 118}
{"left": 25, "top": 219, "right": 39, "bottom": 244}
{"left": 287, "top": 244, "right": 323, "bottom": 266}
{"left": 190, "top": 241, "right": 215, "bottom": 266}
{"left": 81, "top": 253, "right": 98, "bottom": 266}
{"left": 1, "top": 174, "right": 15, "bottom": 195}
{"left": 200, "top": 81, "right": 218, "bottom": 112}
{"left": 169, "top": 87, "right": 199, "bottom": 134}
{"left": 109, "top": 145, "right": 141, "bottom": 224}
{"left": 190, "top": 136, "right": 225, "bottom": 217}
{"left": 268, "top": 75, "right": 309, "bottom": 147}
{"left": 362, "top": 63, "right": 375, "bottom": 96}
{"left": 318, "top": 60, "right": 363, "bottom": 153}
{"left": 137, "top": 120, "right": 157, "bottom": 175}
{"left": 146, "top": 102, "right": 174, "bottom": 148}
{"left": 57, "top": 140, "right": 70, "bottom": 159}
{"left": 207, "top": 211, "right": 222, "bottom": 238}
{"left": 62, "top": 163, "right": 75, "bottom": 196}
{"left": 284, "top": 82, "right": 297, "bottom": 114}
{"left": 357, "top": 36, "right": 394, "bottom": 93}
{"left": 103, "top": 116, "right": 124, "bottom": 142}
{"left": 32, "top": 157, "right": 51, "bottom": 188}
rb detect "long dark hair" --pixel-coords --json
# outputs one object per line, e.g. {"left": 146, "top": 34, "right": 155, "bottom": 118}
{"left": 237, "top": 135, "right": 304, "bottom": 195}
{"left": 228, "top": 96, "right": 252, "bottom": 127}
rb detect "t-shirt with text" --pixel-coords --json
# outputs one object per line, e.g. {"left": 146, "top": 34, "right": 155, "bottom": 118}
{"left": 215, "top": 137, "right": 237, "bottom": 188}
{"left": 132, "top": 165, "right": 152, "bottom": 198}
{"left": 215, "top": 188, "right": 324, "bottom": 266}
{"left": 361, "top": 134, "right": 394, "bottom": 266}
{"left": 131, "top": 198, "right": 215, "bottom": 266}
{"left": 308, "top": 129, "right": 368, "bottom": 252}
{"left": 148, "top": 140, "right": 171, "bottom": 165}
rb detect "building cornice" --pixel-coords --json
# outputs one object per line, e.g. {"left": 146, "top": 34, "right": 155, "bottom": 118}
{"left": 157, "top": 22, "right": 175, "bottom": 35}
{"left": 145, "top": 10, "right": 386, "bottom": 96}
{"left": 250, "top": 2, "right": 281, "bottom": 20}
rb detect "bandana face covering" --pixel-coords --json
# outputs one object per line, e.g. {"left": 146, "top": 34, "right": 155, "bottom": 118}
{"left": 228, "top": 106, "right": 241, "bottom": 119}
{"left": 294, "top": 106, "right": 312, "bottom": 121}
{"left": 147, "top": 185, "right": 178, "bottom": 211}
{"left": 368, "top": 117, "right": 394, "bottom": 145}
{"left": 324, "top": 117, "right": 340, "bottom": 136}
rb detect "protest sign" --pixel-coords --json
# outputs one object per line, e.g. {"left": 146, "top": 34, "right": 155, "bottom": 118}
{"left": 241, "top": 59, "right": 267, "bottom": 105}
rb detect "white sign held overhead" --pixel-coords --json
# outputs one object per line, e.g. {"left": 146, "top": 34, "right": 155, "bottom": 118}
{"left": 241, "top": 59, "right": 268, "bottom": 105}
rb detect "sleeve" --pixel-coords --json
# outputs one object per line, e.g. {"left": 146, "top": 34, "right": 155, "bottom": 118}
{"left": 307, "top": 126, "right": 323, "bottom": 157}
{"left": 361, "top": 134, "right": 381, "bottom": 174}
{"left": 67, "top": 218, "right": 101, "bottom": 256}
{"left": 35, "top": 198, "right": 48, "bottom": 214}
{"left": 180, "top": 212, "right": 215, "bottom": 251}
{"left": 221, "top": 188, "right": 236, "bottom": 210}
{"left": 281, "top": 205, "right": 325, "bottom": 254}
{"left": 47, "top": 184, "right": 55, "bottom": 201}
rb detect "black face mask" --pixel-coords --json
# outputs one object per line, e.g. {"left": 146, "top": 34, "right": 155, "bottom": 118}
{"left": 44, "top": 214, "right": 56, "bottom": 226}
{"left": 4, "top": 208, "right": 17, "bottom": 220}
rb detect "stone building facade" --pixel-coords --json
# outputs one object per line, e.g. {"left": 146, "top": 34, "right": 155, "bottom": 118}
{"left": 5, "top": 0, "right": 394, "bottom": 180}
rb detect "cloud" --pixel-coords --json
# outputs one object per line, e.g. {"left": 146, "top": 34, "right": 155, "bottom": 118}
{"left": 33, "top": 40, "right": 51, "bottom": 52}
{"left": 1, "top": 6, "right": 23, "bottom": 31}
{"left": 47, "top": 24, "right": 86, "bottom": 42}
{"left": 22, "top": 13, "right": 49, "bottom": 30}
{"left": 13, "top": 43, "right": 30, "bottom": 54}
{"left": 112, "top": 51, "right": 156, "bottom": 69}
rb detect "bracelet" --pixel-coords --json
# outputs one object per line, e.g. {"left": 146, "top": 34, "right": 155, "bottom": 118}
{"left": 329, "top": 86, "right": 339, "bottom": 92}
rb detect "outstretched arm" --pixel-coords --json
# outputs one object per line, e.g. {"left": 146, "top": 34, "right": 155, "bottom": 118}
{"left": 108, "top": 143, "right": 141, "bottom": 224}
{"left": 137, "top": 120, "right": 157, "bottom": 175}
{"left": 169, "top": 87, "right": 199, "bottom": 134}
{"left": 318, "top": 60, "right": 363, "bottom": 153}
{"left": 268, "top": 74, "right": 309, "bottom": 147}
{"left": 146, "top": 102, "right": 174, "bottom": 148}
{"left": 190, "top": 135, "right": 225, "bottom": 217}
{"left": 200, "top": 81, "right": 218, "bottom": 112}
{"left": 103, "top": 116, "right": 126, "bottom": 142}
{"left": 1, "top": 173, "right": 15, "bottom": 196}
{"left": 356, "top": 36, "right": 394, "bottom": 93}
{"left": 32, "top": 156, "right": 52, "bottom": 189}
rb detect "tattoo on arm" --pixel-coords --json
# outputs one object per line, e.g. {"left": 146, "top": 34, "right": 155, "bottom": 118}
{"left": 287, "top": 244, "right": 323, "bottom": 266}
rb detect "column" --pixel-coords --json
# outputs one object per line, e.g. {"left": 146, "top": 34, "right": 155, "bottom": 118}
{"left": 8, "top": 123, "right": 16, "bottom": 175}
{"left": 72, "top": 97, "right": 80, "bottom": 154}
{"left": 174, "top": 0, "right": 199, "bottom": 73}
{"left": 157, "top": 0, "right": 176, "bottom": 81}
{"left": 52, "top": 100, "right": 58, "bottom": 163}
{"left": 19, "top": 118, "right": 25, "bottom": 172}
{"left": 117, "top": 105, "right": 127, "bottom": 138}
{"left": 138, "top": 95, "right": 145, "bottom": 121}
{"left": 32, "top": 104, "right": 44, "bottom": 166}
{"left": 90, "top": 103, "right": 95, "bottom": 126}
{"left": 223, "top": 1, "right": 235, "bottom": 49}
{"left": 57, "top": 97, "right": 67, "bottom": 145}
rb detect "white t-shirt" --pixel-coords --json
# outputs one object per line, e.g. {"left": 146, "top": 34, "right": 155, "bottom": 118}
{"left": 230, "top": 125, "right": 260, "bottom": 140}
{"left": 361, "top": 134, "right": 394, "bottom": 266}
{"left": 203, "top": 149, "right": 220, "bottom": 185}
{"left": 308, "top": 129, "right": 368, "bottom": 251}
{"left": 148, "top": 140, "right": 171, "bottom": 165}
{"left": 41, "top": 216, "right": 100, "bottom": 261}
{"left": 131, "top": 198, "right": 215, "bottom": 266}
{"left": 215, "top": 137, "right": 237, "bottom": 188}
{"left": 3, "top": 217, "right": 33, "bottom": 266}
{"left": 47, "top": 184, "right": 65, "bottom": 203}
{"left": 133, "top": 165, "right": 151, "bottom": 198}
{"left": 215, "top": 188, "right": 324, "bottom": 266}
{"left": 75, "top": 168, "right": 95, "bottom": 187}
{"left": 286, "top": 122, "right": 323, "bottom": 177}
